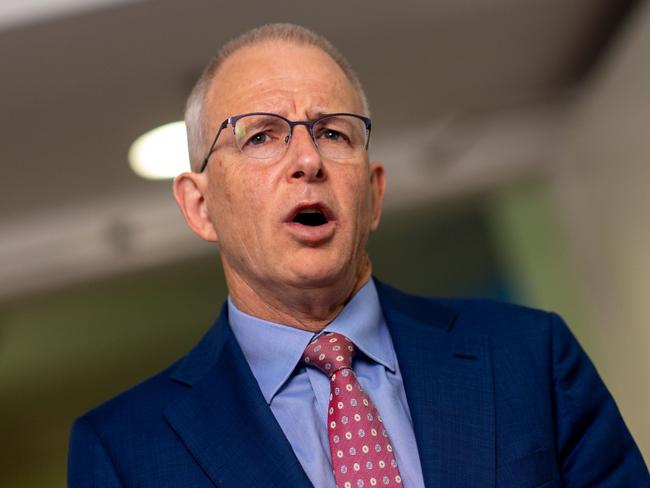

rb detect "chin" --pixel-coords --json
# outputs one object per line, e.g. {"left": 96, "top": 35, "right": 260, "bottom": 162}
{"left": 281, "top": 258, "right": 352, "bottom": 290}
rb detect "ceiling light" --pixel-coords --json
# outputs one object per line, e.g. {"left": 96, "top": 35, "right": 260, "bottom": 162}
{"left": 129, "top": 121, "right": 190, "bottom": 180}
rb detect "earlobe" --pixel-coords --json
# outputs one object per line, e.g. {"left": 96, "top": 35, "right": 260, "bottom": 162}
{"left": 369, "top": 162, "right": 386, "bottom": 231}
{"left": 172, "top": 172, "right": 219, "bottom": 242}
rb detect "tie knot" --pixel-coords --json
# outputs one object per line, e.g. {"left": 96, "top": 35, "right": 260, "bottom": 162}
{"left": 303, "top": 332, "right": 355, "bottom": 377}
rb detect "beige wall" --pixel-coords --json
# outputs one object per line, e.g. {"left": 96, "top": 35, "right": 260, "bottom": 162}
{"left": 551, "top": 1, "right": 650, "bottom": 458}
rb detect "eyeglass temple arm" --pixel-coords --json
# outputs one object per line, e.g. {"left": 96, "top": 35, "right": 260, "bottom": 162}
{"left": 199, "top": 119, "right": 230, "bottom": 173}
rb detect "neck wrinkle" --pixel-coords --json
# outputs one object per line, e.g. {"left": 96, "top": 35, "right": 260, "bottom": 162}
{"left": 224, "top": 258, "right": 372, "bottom": 332}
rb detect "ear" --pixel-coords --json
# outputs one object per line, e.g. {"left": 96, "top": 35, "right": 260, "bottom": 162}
{"left": 368, "top": 162, "right": 386, "bottom": 231}
{"left": 172, "top": 171, "right": 219, "bottom": 242}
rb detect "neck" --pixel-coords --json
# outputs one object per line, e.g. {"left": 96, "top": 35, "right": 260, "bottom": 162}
{"left": 224, "top": 259, "right": 372, "bottom": 332}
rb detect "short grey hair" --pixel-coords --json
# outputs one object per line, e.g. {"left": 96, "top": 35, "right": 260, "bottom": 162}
{"left": 184, "top": 23, "right": 370, "bottom": 172}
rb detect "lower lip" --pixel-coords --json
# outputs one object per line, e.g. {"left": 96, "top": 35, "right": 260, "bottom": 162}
{"left": 284, "top": 220, "right": 336, "bottom": 245}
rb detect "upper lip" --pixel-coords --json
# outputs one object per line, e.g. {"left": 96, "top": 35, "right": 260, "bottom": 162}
{"left": 285, "top": 201, "right": 335, "bottom": 223}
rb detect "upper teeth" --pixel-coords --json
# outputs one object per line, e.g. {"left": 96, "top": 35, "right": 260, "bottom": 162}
{"left": 300, "top": 208, "right": 320, "bottom": 213}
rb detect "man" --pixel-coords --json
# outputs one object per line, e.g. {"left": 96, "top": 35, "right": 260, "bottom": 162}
{"left": 68, "top": 23, "right": 649, "bottom": 487}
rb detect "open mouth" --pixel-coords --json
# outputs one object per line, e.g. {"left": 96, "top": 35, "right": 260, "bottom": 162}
{"left": 293, "top": 208, "right": 328, "bottom": 226}
{"left": 288, "top": 203, "right": 333, "bottom": 227}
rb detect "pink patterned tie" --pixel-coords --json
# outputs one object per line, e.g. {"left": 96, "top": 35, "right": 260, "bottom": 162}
{"left": 303, "top": 332, "right": 403, "bottom": 488}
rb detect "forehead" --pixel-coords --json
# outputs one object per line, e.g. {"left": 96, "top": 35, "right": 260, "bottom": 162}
{"left": 206, "top": 41, "right": 363, "bottom": 123}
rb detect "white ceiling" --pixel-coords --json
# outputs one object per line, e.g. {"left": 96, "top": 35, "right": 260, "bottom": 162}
{"left": 0, "top": 0, "right": 638, "bottom": 300}
{"left": 0, "top": 0, "right": 140, "bottom": 31}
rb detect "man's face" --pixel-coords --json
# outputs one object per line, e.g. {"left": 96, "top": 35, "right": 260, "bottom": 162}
{"left": 199, "top": 41, "right": 385, "bottom": 293}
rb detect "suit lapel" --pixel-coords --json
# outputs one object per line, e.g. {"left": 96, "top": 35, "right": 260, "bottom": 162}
{"left": 163, "top": 310, "right": 312, "bottom": 488}
{"left": 376, "top": 281, "right": 496, "bottom": 488}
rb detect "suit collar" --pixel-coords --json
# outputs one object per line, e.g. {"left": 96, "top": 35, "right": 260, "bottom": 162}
{"left": 165, "top": 307, "right": 313, "bottom": 487}
{"left": 374, "top": 279, "right": 458, "bottom": 333}
{"left": 375, "top": 279, "right": 496, "bottom": 488}
{"left": 169, "top": 303, "right": 230, "bottom": 387}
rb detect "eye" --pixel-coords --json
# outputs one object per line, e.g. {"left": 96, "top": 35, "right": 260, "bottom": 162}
{"left": 315, "top": 116, "right": 361, "bottom": 147}
{"left": 322, "top": 129, "right": 346, "bottom": 141}
{"left": 247, "top": 132, "right": 270, "bottom": 146}
{"left": 240, "top": 128, "right": 279, "bottom": 150}
{"left": 236, "top": 116, "right": 286, "bottom": 150}
{"left": 317, "top": 126, "right": 352, "bottom": 145}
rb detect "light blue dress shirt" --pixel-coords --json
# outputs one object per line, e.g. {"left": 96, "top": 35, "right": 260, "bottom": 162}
{"left": 227, "top": 279, "right": 425, "bottom": 488}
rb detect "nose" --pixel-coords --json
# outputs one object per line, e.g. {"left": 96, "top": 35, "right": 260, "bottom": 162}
{"left": 286, "top": 125, "right": 325, "bottom": 181}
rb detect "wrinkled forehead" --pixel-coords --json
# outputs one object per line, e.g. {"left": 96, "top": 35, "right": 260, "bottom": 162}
{"left": 205, "top": 41, "right": 364, "bottom": 125}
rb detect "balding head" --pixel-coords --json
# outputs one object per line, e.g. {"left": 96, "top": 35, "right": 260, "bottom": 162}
{"left": 184, "top": 23, "right": 369, "bottom": 172}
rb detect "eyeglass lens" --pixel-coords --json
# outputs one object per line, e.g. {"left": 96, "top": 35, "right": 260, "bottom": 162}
{"left": 232, "top": 114, "right": 368, "bottom": 160}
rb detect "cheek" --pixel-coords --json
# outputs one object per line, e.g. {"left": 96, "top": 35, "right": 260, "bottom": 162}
{"left": 338, "top": 167, "right": 374, "bottom": 233}
{"left": 354, "top": 168, "right": 374, "bottom": 208}
{"left": 216, "top": 166, "right": 278, "bottom": 236}
{"left": 211, "top": 164, "right": 245, "bottom": 209}
{"left": 204, "top": 167, "right": 247, "bottom": 240}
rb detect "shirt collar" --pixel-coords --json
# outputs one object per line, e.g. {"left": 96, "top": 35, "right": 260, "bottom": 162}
{"left": 321, "top": 279, "right": 395, "bottom": 374}
{"left": 227, "top": 278, "right": 395, "bottom": 405}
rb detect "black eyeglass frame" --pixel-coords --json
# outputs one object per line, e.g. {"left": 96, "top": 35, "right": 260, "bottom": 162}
{"left": 199, "top": 112, "right": 372, "bottom": 173}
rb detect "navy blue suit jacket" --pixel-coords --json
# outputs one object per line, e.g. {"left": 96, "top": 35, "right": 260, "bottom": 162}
{"left": 69, "top": 281, "right": 649, "bottom": 487}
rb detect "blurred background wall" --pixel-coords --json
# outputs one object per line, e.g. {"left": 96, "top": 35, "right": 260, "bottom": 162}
{"left": 0, "top": 0, "right": 648, "bottom": 485}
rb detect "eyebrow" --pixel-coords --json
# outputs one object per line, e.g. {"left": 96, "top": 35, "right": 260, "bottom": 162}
{"left": 307, "top": 109, "right": 333, "bottom": 120}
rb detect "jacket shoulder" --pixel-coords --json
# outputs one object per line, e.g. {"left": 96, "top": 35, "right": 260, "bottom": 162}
{"left": 375, "top": 278, "right": 556, "bottom": 337}
{"left": 79, "top": 359, "right": 184, "bottom": 430}
{"left": 440, "top": 296, "right": 556, "bottom": 335}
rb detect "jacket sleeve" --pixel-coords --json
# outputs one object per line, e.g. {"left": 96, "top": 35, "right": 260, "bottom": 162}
{"left": 550, "top": 313, "right": 650, "bottom": 486}
{"left": 68, "top": 416, "right": 124, "bottom": 488}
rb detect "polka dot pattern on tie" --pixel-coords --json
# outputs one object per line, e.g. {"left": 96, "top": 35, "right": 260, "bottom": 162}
{"left": 303, "top": 332, "right": 403, "bottom": 487}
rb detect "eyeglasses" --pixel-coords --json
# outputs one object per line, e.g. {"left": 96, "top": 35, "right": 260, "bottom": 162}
{"left": 199, "top": 112, "right": 371, "bottom": 172}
